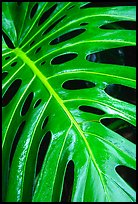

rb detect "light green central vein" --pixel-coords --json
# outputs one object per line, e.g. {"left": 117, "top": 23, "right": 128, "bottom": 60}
{"left": 13, "top": 47, "right": 109, "bottom": 200}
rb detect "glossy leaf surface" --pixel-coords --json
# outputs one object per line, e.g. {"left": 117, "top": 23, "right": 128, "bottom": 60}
{"left": 2, "top": 2, "right": 136, "bottom": 202}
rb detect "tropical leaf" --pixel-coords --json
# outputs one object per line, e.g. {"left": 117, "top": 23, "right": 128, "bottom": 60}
{"left": 2, "top": 2, "right": 136, "bottom": 202}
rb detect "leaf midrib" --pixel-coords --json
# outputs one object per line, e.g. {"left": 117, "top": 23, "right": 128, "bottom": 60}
{"left": 13, "top": 47, "right": 110, "bottom": 201}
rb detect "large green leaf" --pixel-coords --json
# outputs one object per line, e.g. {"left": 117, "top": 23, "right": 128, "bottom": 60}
{"left": 2, "top": 2, "right": 136, "bottom": 202}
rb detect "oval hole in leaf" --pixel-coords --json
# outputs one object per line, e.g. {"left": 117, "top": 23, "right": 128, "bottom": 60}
{"left": 42, "top": 116, "right": 49, "bottom": 130}
{"left": 61, "top": 160, "right": 74, "bottom": 202}
{"left": 51, "top": 53, "right": 77, "bottom": 65}
{"left": 50, "top": 29, "right": 86, "bottom": 45}
{"left": 34, "top": 99, "right": 42, "bottom": 108}
{"left": 35, "top": 47, "right": 41, "bottom": 54}
{"left": 116, "top": 165, "right": 136, "bottom": 191}
{"left": 86, "top": 47, "right": 126, "bottom": 65}
{"left": 62, "top": 79, "right": 95, "bottom": 90}
{"left": 100, "top": 21, "right": 136, "bottom": 30}
{"left": 30, "top": 3, "right": 38, "bottom": 19}
{"left": 42, "top": 15, "right": 66, "bottom": 36}
{"left": 2, "top": 31, "right": 15, "bottom": 49}
{"left": 41, "top": 61, "right": 46, "bottom": 65}
{"left": 10, "top": 121, "right": 26, "bottom": 167}
{"left": 5, "top": 56, "right": 10, "bottom": 60}
{"left": 101, "top": 118, "right": 122, "bottom": 127}
{"left": 79, "top": 106, "right": 105, "bottom": 115}
{"left": 36, "top": 131, "right": 51, "bottom": 176}
{"left": 21, "top": 92, "right": 34, "bottom": 116}
{"left": 86, "top": 46, "right": 136, "bottom": 67}
{"left": 38, "top": 4, "right": 57, "bottom": 26}
{"left": 80, "top": 22, "right": 88, "bottom": 26}
{"left": 2, "top": 79, "right": 22, "bottom": 107}
{"left": 2, "top": 72, "right": 8, "bottom": 80}
{"left": 101, "top": 118, "right": 136, "bottom": 144}
{"left": 30, "top": 40, "right": 35, "bottom": 47}
{"left": 11, "top": 61, "right": 17, "bottom": 67}
{"left": 105, "top": 84, "right": 136, "bottom": 105}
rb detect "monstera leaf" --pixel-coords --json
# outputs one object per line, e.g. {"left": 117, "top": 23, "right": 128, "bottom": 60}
{"left": 2, "top": 2, "right": 136, "bottom": 202}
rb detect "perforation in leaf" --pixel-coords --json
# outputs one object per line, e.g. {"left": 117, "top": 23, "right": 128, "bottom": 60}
{"left": 116, "top": 165, "right": 136, "bottom": 191}
{"left": 62, "top": 79, "right": 95, "bottom": 90}
{"left": 105, "top": 84, "right": 136, "bottom": 105}
{"left": 2, "top": 79, "right": 22, "bottom": 107}
{"left": 79, "top": 105, "right": 105, "bottom": 115}
{"left": 40, "top": 61, "right": 46, "bottom": 66}
{"left": 11, "top": 62, "right": 17, "bottom": 67}
{"left": 50, "top": 29, "right": 86, "bottom": 45}
{"left": 101, "top": 118, "right": 136, "bottom": 144}
{"left": 61, "top": 160, "right": 74, "bottom": 202}
{"left": 5, "top": 56, "right": 10, "bottom": 60}
{"left": 30, "top": 3, "right": 38, "bottom": 19}
{"left": 38, "top": 4, "right": 57, "bottom": 26}
{"left": 42, "top": 15, "right": 66, "bottom": 36}
{"left": 116, "top": 124, "right": 136, "bottom": 144}
{"left": 100, "top": 21, "right": 136, "bottom": 30}
{"left": 35, "top": 47, "right": 41, "bottom": 54}
{"left": 35, "top": 131, "right": 51, "bottom": 176}
{"left": 2, "top": 72, "right": 8, "bottom": 80}
{"left": 30, "top": 41, "right": 35, "bottom": 47}
{"left": 21, "top": 92, "right": 34, "bottom": 116}
{"left": 34, "top": 99, "right": 42, "bottom": 108}
{"left": 51, "top": 53, "right": 78, "bottom": 65}
{"left": 86, "top": 48, "right": 125, "bottom": 65}
{"left": 80, "top": 22, "right": 88, "bottom": 26}
{"left": 10, "top": 121, "right": 26, "bottom": 167}
{"left": 2, "top": 31, "right": 15, "bottom": 49}
{"left": 41, "top": 116, "right": 49, "bottom": 130}
{"left": 101, "top": 118, "right": 123, "bottom": 128}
